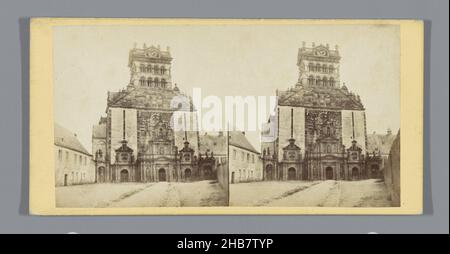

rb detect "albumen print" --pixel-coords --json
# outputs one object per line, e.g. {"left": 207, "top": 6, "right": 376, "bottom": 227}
{"left": 29, "top": 19, "right": 423, "bottom": 214}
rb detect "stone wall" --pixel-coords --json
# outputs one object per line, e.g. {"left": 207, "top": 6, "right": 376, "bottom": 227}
{"left": 54, "top": 145, "right": 95, "bottom": 186}
{"left": 215, "top": 156, "right": 229, "bottom": 201}
{"left": 110, "top": 107, "right": 138, "bottom": 164}
{"left": 229, "top": 145, "right": 260, "bottom": 183}
{"left": 384, "top": 130, "right": 401, "bottom": 206}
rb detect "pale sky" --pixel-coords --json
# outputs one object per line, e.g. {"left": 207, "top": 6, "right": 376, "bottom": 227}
{"left": 54, "top": 24, "right": 400, "bottom": 153}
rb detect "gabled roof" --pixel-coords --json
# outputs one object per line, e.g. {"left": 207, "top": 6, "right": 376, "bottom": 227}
{"left": 283, "top": 138, "right": 301, "bottom": 150}
{"left": 199, "top": 133, "right": 227, "bottom": 155}
{"left": 107, "top": 86, "right": 187, "bottom": 110}
{"left": 54, "top": 123, "right": 90, "bottom": 156}
{"left": 277, "top": 85, "right": 365, "bottom": 110}
{"left": 115, "top": 140, "right": 134, "bottom": 153}
{"left": 229, "top": 131, "right": 259, "bottom": 154}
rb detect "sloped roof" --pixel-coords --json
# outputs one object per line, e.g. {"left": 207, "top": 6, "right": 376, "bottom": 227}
{"left": 107, "top": 86, "right": 189, "bottom": 110}
{"left": 277, "top": 85, "right": 365, "bottom": 110}
{"left": 229, "top": 131, "right": 259, "bottom": 154}
{"left": 199, "top": 133, "right": 227, "bottom": 155}
{"left": 54, "top": 123, "right": 90, "bottom": 156}
{"left": 367, "top": 132, "right": 397, "bottom": 154}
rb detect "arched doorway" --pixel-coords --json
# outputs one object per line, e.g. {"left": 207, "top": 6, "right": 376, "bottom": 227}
{"left": 98, "top": 166, "right": 105, "bottom": 183}
{"left": 288, "top": 167, "right": 296, "bottom": 180}
{"left": 265, "top": 165, "right": 273, "bottom": 181}
{"left": 158, "top": 168, "right": 166, "bottom": 181}
{"left": 184, "top": 168, "right": 192, "bottom": 181}
{"left": 352, "top": 167, "right": 359, "bottom": 180}
{"left": 202, "top": 165, "right": 214, "bottom": 180}
{"left": 325, "top": 167, "right": 334, "bottom": 180}
{"left": 370, "top": 164, "right": 380, "bottom": 178}
{"left": 120, "top": 169, "right": 129, "bottom": 182}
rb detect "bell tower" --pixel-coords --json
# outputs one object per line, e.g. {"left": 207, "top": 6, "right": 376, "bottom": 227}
{"left": 296, "top": 42, "right": 341, "bottom": 88}
{"left": 128, "top": 43, "right": 173, "bottom": 89}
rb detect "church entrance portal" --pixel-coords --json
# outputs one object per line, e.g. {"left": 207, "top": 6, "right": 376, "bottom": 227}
{"left": 288, "top": 168, "right": 296, "bottom": 180}
{"left": 325, "top": 167, "right": 334, "bottom": 180}
{"left": 352, "top": 167, "right": 359, "bottom": 180}
{"left": 120, "top": 169, "right": 129, "bottom": 182}
{"left": 184, "top": 168, "right": 192, "bottom": 181}
{"left": 265, "top": 165, "right": 273, "bottom": 181}
{"left": 158, "top": 168, "right": 167, "bottom": 181}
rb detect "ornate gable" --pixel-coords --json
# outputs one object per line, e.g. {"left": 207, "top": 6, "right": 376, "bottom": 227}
{"left": 278, "top": 85, "right": 365, "bottom": 110}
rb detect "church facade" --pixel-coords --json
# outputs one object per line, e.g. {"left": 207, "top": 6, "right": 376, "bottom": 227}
{"left": 261, "top": 42, "right": 382, "bottom": 181}
{"left": 92, "top": 44, "right": 223, "bottom": 183}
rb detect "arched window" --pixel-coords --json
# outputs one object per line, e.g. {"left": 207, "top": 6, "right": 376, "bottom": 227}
{"left": 147, "top": 77, "right": 152, "bottom": 87}
{"left": 160, "top": 66, "right": 166, "bottom": 75}
{"left": 161, "top": 79, "right": 166, "bottom": 88}
{"left": 330, "top": 77, "right": 335, "bottom": 87}
{"left": 139, "top": 77, "right": 146, "bottom": 86}
{"left": 323, "top": 77, "right": 328, "bottom": 87}
{"left": 322, "top": 64, "right": 328, "bottom": 73}
{"left": 154, "top": 78, "right": 160, "bottom": 88}
{"left": 327, "top": 145, "right": 332, "bottom": 153}
{"left": 329, "top": 65, "right": 334, "bottom": 73}
{"left": 308, "top": 75, "right": 314, "bottom": 85}
{"left": 147, "top": 65, "right": 152, "bottom": 73}
{"left": 308, "top": 63, "right": 314, "bottom": 72}
{"left": 316, "top": 76, "right": 321, "bottom": 86}
{"left": 139, "top": 64, "right": 145, "bottom": 72}
{"left": 316, "top": 63, "right": 321, "bottom": 72}
{"left": 154, "top": 65, "right": 160, "bottom": 75}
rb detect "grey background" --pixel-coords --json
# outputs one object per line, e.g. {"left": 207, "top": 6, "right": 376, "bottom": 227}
{"left": 0, "top": 0, "right": 448, "bottom": 234}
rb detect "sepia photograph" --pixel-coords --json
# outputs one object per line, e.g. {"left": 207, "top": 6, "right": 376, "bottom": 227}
{"left": 29, "top": 18, "right": 423, "bottom": 214}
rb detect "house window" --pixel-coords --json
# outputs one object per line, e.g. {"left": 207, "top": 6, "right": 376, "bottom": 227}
{"left": 233, "top": 149, "right": 237, "bottom": 160}
{"left": 65, "top": 151, "right": 69, "bottom": 161}
{"left": 247, "top": 153, "right": 250, "bottom": 162}
{"left": 241, "top": 151, "right": 244, "bottom": 161}
{"left": 139, "top": 64, "right": 145, "bottom": 72}
{"left": 252, "top": 154, "right": 255, "bottom": 163}
{"left": 58, "top": 150, "right": 62, "bottom": 161}
{"left": 74, "top": 154, "right": 77, "bottom": 164}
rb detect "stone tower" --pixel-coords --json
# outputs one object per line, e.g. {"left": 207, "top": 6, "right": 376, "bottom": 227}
{"left": 296, "top": 42, "right": 341, "bottom": 88}
{"left": 128, "top": 44, "right": 173, "bottom": 90}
